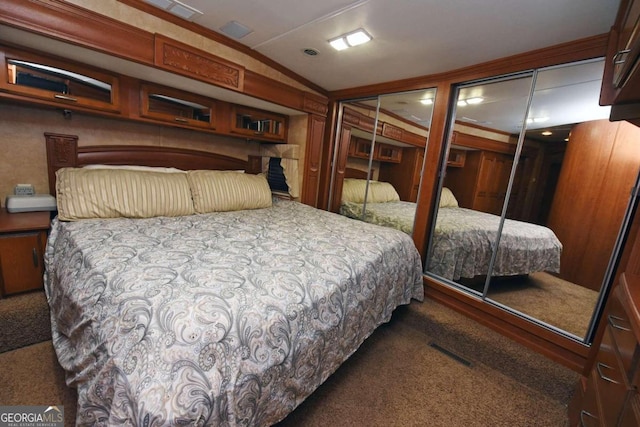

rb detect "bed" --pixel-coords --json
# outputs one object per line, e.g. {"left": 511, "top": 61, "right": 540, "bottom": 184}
{"left": 43, "top": 136, "right": 424, "bottom": 426}
{"left": 428, "top": 188, "right": 562, "bottom": 281}
{"left": 338, "top": 177, "right": 561, "bottom": 281}
{"left": 339, "top": 176, "right": 416, "bottom": 234}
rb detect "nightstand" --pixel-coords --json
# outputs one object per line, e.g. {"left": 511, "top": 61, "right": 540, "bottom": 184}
{"left": 0, "top": 208, "right": 51, "bottom": 297}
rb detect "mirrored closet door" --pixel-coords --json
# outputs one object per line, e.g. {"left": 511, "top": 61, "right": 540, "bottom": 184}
{"left": 331, "top": 88, "right": 436, "bottom": 237}
{"left": 425, "top": 58, "right": 640, "bottom": 342}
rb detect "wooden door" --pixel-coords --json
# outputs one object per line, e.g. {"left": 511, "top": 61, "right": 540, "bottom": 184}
{"left": 546, "top": 120, "right": 640, "bottom": 290}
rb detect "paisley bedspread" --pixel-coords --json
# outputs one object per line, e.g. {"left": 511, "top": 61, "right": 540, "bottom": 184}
{"left": 340, "top": 201, "right": 416, "bottom": 234}
{"left": 427, "top": 207, "right": 562, "bottom": 280}
{"left": 44, "top": 199, "right": 423, "bottom": 426}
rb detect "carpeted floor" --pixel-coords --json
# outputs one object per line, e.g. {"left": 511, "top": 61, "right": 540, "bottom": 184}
{"left": 459, "top": 272, "right": 599, "bottom": 338}
{"left": 0, "top": 291, "right": 578, "bottom": 426}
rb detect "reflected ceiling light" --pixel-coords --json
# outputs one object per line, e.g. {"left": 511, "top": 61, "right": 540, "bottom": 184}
{"left": 542, "top": 131, "right": 553, "bottom": 136}
{"left": 329, "top": 29, "right": 372, "bottom": 51}
{"left": 420, "top": 98, "right": 433, "bottom": 105}
{"left": 457, "top": 97, "right": 484, "bottom": 107}
{"left": 465, "top": 97, "right": 484, "bottom": 105}
{"left": 526, "top": 116, "right": 550, "bottom": 124}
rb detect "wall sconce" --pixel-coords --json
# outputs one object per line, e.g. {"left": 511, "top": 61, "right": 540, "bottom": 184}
{"left": 329, "top": 29, "right": 372, "bottom": 51}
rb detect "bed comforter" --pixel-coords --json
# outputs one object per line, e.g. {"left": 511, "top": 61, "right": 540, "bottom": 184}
{"left": 427, "top": 207, "right": 562, "bottom": 280}
{"left": 340, "top": 200, "right": 416, "bottom": 234}
{"left": 44, "top": 199, "right": 423, "bottom": 426}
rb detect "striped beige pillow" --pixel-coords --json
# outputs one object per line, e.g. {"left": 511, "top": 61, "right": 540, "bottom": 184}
{"left": 56, "top": 167, "right": 195, "bottom": 220}
{"left": 341, "top": 178, "right": 370, "bottom": 203}
{"left": 187, "top": 170, "right": 272, "bottom": 213}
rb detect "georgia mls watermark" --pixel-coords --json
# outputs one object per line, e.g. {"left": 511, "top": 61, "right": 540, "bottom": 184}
{"left": 0, "top": 406, "right": 64, "bottom": 427}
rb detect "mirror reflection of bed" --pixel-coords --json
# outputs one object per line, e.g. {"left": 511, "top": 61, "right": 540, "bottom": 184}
{"left": 425, "top": 58, "right": 640, "bottom": 340}
{"left": 340, "top": 168, "right": 417, "bottom": 235}
{"left": 429, "top": 186, "right": 596, "bottom": 337}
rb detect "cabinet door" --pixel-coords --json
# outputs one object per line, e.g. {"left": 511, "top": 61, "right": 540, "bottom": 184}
{"left": 231, "top": 106, "right": 287, "bottom": 142}
{"left": 0, "top": 232, "right": 45, "bottom": 296}
{"left": 1, "top": 46, "right": 120, "bottom": 113}
{"left": 140, "top": 83, "right": 215, "bottom": 129}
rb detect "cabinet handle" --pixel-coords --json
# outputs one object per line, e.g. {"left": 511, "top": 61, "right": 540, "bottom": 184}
{"left": 579, "top": 410, "right": 598, "bottom": 427}
{"left": 174, "top": 117, "right": 189, "bottom": 123}
{"left": 32, "top": 248, "right": 39, "bottom": 268}
{"left": 596, "top": 362, "right": 620, "bottom": 384}
{"left": 613, "top": 49, "right": 631, "bottom": 65}
{"left": 608, "top": 314, "right": 632, "bottom": 332}
{"left": 54, "top": 94, "right": 78, "bottom": 102}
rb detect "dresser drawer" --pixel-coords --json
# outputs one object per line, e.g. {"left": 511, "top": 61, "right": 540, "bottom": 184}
{"left": 607, "top": 291, "right": 640, "bottom": 378}
{"left": 619, "top": 393, "right": 640, "bottom": 427}
{"left": 578, "top": 374, "right": 602, "bottom": 427}
{"left": 594, "top": 327, "right": 630, "bottom": 426}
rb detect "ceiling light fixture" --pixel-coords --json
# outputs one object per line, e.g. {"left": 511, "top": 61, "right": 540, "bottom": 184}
{"left": 329, "top": 29, "right": 372, "bottom": 51}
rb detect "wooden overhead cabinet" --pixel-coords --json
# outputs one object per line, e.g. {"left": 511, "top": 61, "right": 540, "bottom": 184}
{"left": 601, "top": 0, "right": 640, "bottom": 125}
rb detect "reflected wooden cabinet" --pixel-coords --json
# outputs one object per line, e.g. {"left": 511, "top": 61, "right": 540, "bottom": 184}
{"left": 348, "top": 137, "right": 402, "bottom": 164}
{"left": 348, "top": 137, "right": 372, "bottom": 159}
{"left": 444, "top": 150, "right": 512, "bottom": 215}
{"left": 0, "top": 46, "right": 120, "bottom": 113}
{"left": 447, "top": 148, "right": 467, "bottom": 168}
{"left": 140, "top": 82, "right": 215, "bottom": 130}
{"left": 380, "top": 147, "right": 423, "bottom": 202}
{"left": 375, "top": 143, "right": 402, "bottom": 163}
{"left": 231, "top": 106, "right": 287, "bottom": 142}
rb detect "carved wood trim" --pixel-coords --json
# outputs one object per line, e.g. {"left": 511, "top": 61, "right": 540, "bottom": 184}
{"left": 45, "top": 132, "right": 79, "bottom": 195}
{"left": 116, "top": 0, "right": 328, "bottom": 96}
{"left": 154, "top": 34, "right": 245, "bottom": 92}
{"left": 303, "top": 93, "right": 329, "bottom": 116}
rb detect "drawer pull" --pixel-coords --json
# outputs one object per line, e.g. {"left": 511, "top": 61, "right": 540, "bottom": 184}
{"left": 54, "top": 94, "right": 78, "bottom": 102}
{"left": 32, "top": 248, "right": 39, "bottom": 268}
{"left": 613, "top": 49, "right": 631, "bottom": 65}
{"left": 596, "top": 362, "right": 620, "bottom": 384}
{"left": 609, "top": 314, "right": 632, "bottom": 332}
{"left": 579, "top": 410, "right": 598, "bottom": 427}
{"left": 174, "top": 117, "right": 189, "bottom": 123}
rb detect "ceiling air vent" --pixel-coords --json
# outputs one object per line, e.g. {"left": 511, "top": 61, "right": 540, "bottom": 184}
{"left": 302, "top": 48, "right": 320, "bottom": 57}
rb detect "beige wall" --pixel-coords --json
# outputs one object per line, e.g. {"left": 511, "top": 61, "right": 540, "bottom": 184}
{"left": 0, "top": 104, "right": 261, "bottom": 207}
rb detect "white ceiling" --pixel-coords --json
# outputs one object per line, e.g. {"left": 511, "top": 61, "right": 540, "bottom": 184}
{"left": 158, "top": 0, "right": 620, "bottom": 91}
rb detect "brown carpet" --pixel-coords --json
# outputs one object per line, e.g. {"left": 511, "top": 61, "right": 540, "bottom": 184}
{"left": 459, "top": 272, "right": 599, "bottom": 338}
{"left": 0, "top": 291, "right": 577, "bottom": 426}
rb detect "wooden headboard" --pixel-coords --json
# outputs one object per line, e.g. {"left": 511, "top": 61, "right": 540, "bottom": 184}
{"left": 345, "top": 167, "right": 373, "bottom": 180}
{"left": 45, "top": 133, "right": 261, "bottom": 195}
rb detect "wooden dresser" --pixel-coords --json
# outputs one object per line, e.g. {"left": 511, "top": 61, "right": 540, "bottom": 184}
{"left": 570, "top": 273, "right": 640, "bottom": 426}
